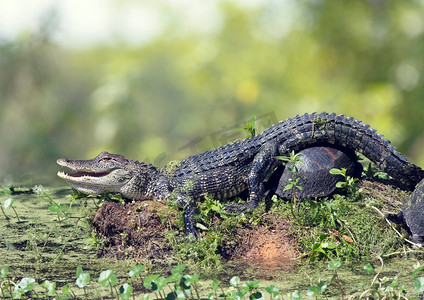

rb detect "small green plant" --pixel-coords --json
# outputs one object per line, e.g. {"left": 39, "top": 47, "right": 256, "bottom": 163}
{"left": 276, "top": 151, "right": 304, "bottom": 217}
{"left": 197, "top": 194, "right": 227, "bottom": 226}
{"left": 34, "top": 185, "right": 69, "bottom": 222}
{"left": 236, "top": 116, "right": 257, "bottom": 138}
{"left": 309, "top": 233, "right": 338, "bottom": 261}
{"left": 328, "top": 260, "right": 343, "bottom": 299}
{"left": 350, "top": 259, "right": 408, "bottom": 299}
{"left": 329, "top": 167, "right": 361, "bottom": 199}
{"left": 0, "top": 267, "right": 13, "bottom": 299}
{"left": 0, "top": 200, "right": 10, "bottom": 221}
{"left": 98, "top": 269, "right": 119, "bottom": 298}
{"left": 1, "top": 198, "right": 20, "bottom": 222}
{"left": 5, "top": 260, "right": 424, "bottom": 299}
{"left": 363, "top": 162, "right": 389, "bottom": 180}
{"left": 75, "top": 265, "right": 91, "bottom": 299}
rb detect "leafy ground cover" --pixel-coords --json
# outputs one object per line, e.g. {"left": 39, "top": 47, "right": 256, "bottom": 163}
{"left": 1, "top": 178, "right": 424, "bottom": 299}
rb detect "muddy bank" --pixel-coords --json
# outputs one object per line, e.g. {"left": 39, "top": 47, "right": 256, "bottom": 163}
{"left": 92, "top": 200, "right": 300, "bottom": 269}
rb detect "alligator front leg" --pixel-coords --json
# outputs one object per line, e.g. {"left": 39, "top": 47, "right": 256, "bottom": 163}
{"left": 225, "top": 143, "right": 279, "bottom": 213}
{"left": 175, "top": 194, "right": 200, "bottom": 239}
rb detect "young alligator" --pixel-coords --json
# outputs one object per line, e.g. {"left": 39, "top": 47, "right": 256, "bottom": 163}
{"left": 57, "top": 112, "right": 424, "bottom": 243}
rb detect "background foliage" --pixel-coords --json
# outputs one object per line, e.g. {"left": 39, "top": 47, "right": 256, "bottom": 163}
{"left": 1, "top": 0, "right": 424, "bottom": 185}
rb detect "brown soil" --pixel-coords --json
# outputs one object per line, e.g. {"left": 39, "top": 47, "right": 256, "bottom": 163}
{"left": 92, "top": 200, "right": 300, "bottom": 268}
{"left": 92, "top": 200, "right": 179, "bottom": 261}
{"left": 221, "top": 215, "right": 300, "bottom": 269}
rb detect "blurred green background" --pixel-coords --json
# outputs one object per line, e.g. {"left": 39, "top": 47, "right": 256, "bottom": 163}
{"left": 1, "top": 0, "right": 424, "bottom": 185}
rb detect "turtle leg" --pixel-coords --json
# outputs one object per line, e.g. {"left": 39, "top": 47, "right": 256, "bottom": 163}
{"left": 225, "top": 143, "right": 279, "bottom": 213}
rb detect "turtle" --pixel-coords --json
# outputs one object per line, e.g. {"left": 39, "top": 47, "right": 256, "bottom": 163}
{"left": 267, "top": 146, "right": 363, "bottom": 199}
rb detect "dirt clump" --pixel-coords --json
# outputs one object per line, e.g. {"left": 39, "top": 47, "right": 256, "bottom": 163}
{"left": 93, "top": 200, "right": 179, "bottom": 261}
{"left": 221, "top": 215, "right": 300, "bottom": 269}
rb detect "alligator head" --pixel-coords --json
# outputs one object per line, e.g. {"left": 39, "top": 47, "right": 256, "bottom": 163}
{"left": 57, "top": 151, "right": 157, "bottom": 200}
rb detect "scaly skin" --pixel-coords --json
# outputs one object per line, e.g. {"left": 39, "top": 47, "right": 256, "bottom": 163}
{"left": 57, "top": 112, "right": 424, "bottom": 242}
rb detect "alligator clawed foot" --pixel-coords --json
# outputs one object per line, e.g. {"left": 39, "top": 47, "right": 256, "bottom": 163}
{"left": 186, "top": 230, "right": 201, "bottom": 241}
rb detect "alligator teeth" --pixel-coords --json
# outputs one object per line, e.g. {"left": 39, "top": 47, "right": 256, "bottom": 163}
{"left": 57, "top": 170, "right": 110, "bottom": 179}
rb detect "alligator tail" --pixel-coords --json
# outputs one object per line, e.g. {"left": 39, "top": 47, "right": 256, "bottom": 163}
{"left": 265, "top": 112, "right": 424, "bottom": 188}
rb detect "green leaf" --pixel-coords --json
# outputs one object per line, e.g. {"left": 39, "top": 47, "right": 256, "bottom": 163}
{"left": 181, "top": 274, "right": 200, "bottom": 290}
{"left": 62, "top": 284, "right": 70, "bottom": 296}
{"left": 283, "top": 183, "right": 293, "bottom": 191}
{"left": 4, "top": 198, "right": 14, "bottom": 210}
{"left": 76, "top": 272, "right": 90, "bottom": 288}
{"left": 76, "top": 265, "right": 83, "bottom": 278}
{"left": 265, "top": 285, "right": 280, "bottom": 297}
{"left": 1, "top": 266, "right": 8, "bottom": 278}
{"left": 306, "top": 286, "right": 319, "bottom": 297}
{"left": 307, "top": 282, "right": 327, "bottom": 297}
{"left": 239, "top": 283, "right": 250, "bottom": 296}
{"left": 289, "top": 290, "right": 302, "bottom": 300}
{"left": 98, "top": 269, "right": 117, "bottom": 287}
{"left": 363, "top": 263, "right": 375, "bottom": 275}
{"left": 336, "top": 182, "right": 347, "bottom": 188}
{"left": 171, "top": 264, "right": 185, "bottom": 275}
{"left": 41, "top": 280, "right": 56, "bottom": 296}
{"left": 49, "top": 203, "right": 61, "bottom": 213}
{"left": 144, "top": 274, "right": 159, "bottom": 290}
{"left": 129, "top": 265, "right": 144, "bottom": 278}
{"left": 415, "top": 277, "right": 424, "bottom": 293}
{"left": 317, "top": 281, "right": 327, "bottom": 293}
{"left": 152, "top": 276, "right": 167, "bottom": 292}
{"left": 321, "top": 241, "right": 336, "bottom": 249}
{"left": 196, "top": 223, "right": 208, "bottom": 230}
{"left": 165, "top": 272, "right": 181, "bottom": 284}
{"left": 2, "top": 187, "right": 13, "bottom": 194}
{"left": 119, "top": 283, "right": 133, "bottom": 300}
{"left": 16, "top": 277, "right": 36, "bottom": 292}
{"left": 229, "top": 276, "right": 240, "bottom": 287}
{"left": 411, "top": 264, "right": 424, "bottom": 279}
{"left": 191, "top": 274, "right": 200, "bottom": 283}
{"left": 329, "top": 168, "right": 342, "bottom": 175}
{"left": 328, "top": 260, "right": 342, "bottom": 270}
{"left": 246, "top": 280, "right": 261, "bottom": 289}
{"left": 211, "top": 278, "right": 220, "bottom": 291}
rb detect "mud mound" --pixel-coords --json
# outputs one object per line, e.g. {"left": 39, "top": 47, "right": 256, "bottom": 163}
{"left": 93, "top": 201, "right": 179, "bottom": 260}
{"left": 222, "top": 215, "right": 299, "bottom": 269}
{"left": 92, "top": 200, "right": 300, "bottom": 267}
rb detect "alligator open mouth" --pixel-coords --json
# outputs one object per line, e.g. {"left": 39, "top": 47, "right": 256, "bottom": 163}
{"left": 57, "top": 170, "right": 111, "bottom": 179}
{"left": 56, "top": 157, "right": 115, "bottom": 183}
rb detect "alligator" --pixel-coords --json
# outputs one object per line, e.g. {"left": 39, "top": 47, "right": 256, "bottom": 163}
{"left": 57, "top": 112, "right": 424, "bottom": 243}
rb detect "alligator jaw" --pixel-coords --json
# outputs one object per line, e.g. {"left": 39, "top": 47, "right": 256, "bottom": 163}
{"left": 56, "top": 156, "right": 129, "bottom": 194}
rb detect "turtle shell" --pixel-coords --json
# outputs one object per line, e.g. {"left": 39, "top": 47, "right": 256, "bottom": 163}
{"left": 269, "top": 146, "right": 361, "bottom": 199}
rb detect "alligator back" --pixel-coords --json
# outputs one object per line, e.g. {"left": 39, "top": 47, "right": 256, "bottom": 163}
{"left": 171, "top": 112, "right": 424, "bottom": 200}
